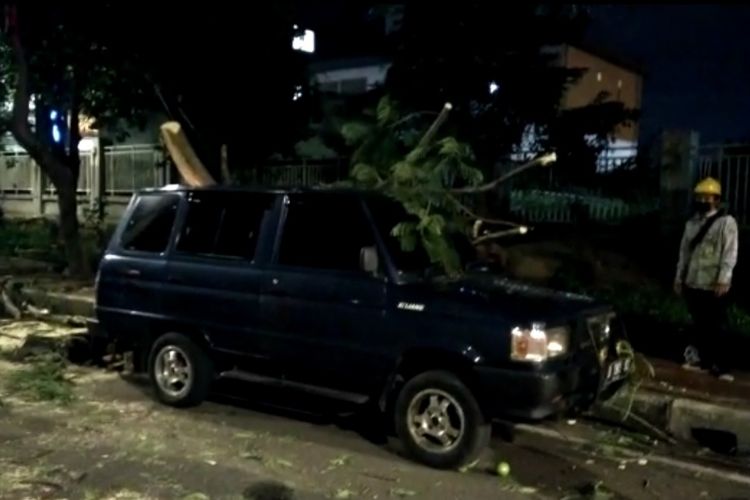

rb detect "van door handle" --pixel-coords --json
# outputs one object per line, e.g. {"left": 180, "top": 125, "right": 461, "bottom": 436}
{"left": 124, "top": 269, "right": 141, "bottom": 277}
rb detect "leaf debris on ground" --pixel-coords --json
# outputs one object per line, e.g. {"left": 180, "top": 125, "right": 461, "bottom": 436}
{"left": 390, "top": 487, "right": 417, "bottom": 497}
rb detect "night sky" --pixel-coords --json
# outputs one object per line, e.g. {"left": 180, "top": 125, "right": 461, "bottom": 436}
{"left": 301, "top": 4, "right": 750, "bottom": 146}
{"left": 586, "top": 5, "right": 750, "bottom": 145}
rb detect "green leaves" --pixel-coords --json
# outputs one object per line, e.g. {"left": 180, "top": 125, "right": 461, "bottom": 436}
{"left": 391, "top": 222, "right": 418, "bottom": 252}
{"left": 376, "top": 95, "right": 398, "bottom": 125}
{"left": 350, "top": 163, "right": 380, "bottom": 186}
{"left": 341, "top": 121, "right": 373, "bottom": 147}
{"left": 343, "top": 95, "right": 492, "bottom": 276}
{"left": 417, "top": 214, "right": 446, "bottom": 236}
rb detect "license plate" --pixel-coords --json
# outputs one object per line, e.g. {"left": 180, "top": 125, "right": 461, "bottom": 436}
{"left": 605, "top": 358, "right": 632, "bottom": 382}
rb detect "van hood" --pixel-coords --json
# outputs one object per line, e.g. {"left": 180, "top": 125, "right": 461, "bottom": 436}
{"left": 403, "top": 273, "right": 608, "bottom": 324}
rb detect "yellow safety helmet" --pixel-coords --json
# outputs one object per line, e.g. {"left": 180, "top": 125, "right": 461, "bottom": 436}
{"left": 694, "top": 177, "right": 722, "bottom": 196}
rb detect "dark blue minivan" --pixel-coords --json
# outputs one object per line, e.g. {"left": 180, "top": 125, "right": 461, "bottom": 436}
{"left": 92, "top": 186, "right": 630, "bottom": 469}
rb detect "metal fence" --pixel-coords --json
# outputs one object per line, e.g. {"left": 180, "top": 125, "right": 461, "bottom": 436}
{"left": 0, "top": 143, "right": 165, "bottom": 220}
{"left": 104, "top": 144, "right": 165, "bottom": 195}
{"left": 42, "top": 153, "right": 95, "bottom": 196}
{"left": 253, "top": 160, "right": 348, "bottom": 187}
{"left": 0, "top": 151, "right": 34, "bottom": 194}
{"left": 509, "top": 189, "right": 658, "bottom": 224}
{"left": 697, "top": 144, "right": 750, "bottom": 225}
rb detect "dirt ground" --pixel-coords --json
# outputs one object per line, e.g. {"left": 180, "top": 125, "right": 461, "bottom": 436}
{"left": 0, "top": 359, "right": 549, "bottom": 500}
{"left": 1, "top": 357, "right": 750, "bottom": 500}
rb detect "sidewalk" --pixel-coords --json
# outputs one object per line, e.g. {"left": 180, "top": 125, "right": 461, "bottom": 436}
{"left": 624, "top": 358, "right": 750, "bottom": 454}
{"left": 645, "top": 358, "right": 750, "bottom": 408}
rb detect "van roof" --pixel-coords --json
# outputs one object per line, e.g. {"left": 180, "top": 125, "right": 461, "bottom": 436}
{"left": 137, "top": 185, "right": 378, "bottom": 197}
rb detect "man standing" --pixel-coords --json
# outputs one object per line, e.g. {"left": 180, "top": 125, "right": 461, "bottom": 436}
{"left": 674, "top": 177, "right": 739, "bottom": 381}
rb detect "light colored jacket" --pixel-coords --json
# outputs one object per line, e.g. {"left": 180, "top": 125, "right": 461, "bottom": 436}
{"left": 675, "top": 211, "right": 739, "bottom": 290}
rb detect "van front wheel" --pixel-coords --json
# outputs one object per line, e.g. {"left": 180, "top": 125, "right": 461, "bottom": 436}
{"left": 148, "top": 333, "right": 213, "bottom": 407}
{"left": 394, "top": 370, "right": 490, "bottom": 469}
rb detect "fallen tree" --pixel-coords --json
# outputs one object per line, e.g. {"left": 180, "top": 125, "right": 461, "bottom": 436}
{"left": 339, "top": 96, "right": 556, "bottom": 276}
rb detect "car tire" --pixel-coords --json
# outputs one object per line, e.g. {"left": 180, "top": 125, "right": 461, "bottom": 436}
{"left": 394, "top": 370, "right": 490, "bottom": 469}
{"left": 148, "top": 333, "right": 214, "bottom": 408}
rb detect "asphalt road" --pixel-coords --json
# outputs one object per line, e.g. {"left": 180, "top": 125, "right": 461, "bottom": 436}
{"left": 1, "top": 362, "right": 750, "bottom": 500}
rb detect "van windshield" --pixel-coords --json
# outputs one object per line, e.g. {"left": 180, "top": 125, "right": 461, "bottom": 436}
{"left": 366, "top": 196, "right": 473, "bottom": 279}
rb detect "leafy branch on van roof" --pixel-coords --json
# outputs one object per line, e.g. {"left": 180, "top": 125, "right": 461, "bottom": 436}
{"left": 340, "top": 96, "right": 555, "bottom": 276}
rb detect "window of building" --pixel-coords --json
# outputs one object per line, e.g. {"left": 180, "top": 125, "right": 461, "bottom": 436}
{"left": 278, "top": 194, "right": 375, "bottom": 272}
{"left": 121, "top": 194, "right": 180, "bottom": 253}
{"left": 176, "top": 192, "right": 275, "bottom": 261}
{"left": 596, "top": 71, "right": 603, "bottom": 82}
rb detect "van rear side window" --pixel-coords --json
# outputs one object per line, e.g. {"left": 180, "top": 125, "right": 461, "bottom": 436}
{"left": 176, "top": 192, "right": 275, "bottom": 260}
{"left": 121, "top": 194, "right": 180, "bottom": 253}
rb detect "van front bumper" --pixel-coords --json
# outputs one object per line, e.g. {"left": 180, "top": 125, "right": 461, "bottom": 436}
{"left": 473, "top": 362, "right": 614, "bottom": 421}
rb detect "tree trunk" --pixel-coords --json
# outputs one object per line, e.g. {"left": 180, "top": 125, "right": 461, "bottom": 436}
{"left": 56, "top": 176, "right": 87, "bottom": 276}
{"left": 7, "top": 12, "right": 89, "bottom": 277}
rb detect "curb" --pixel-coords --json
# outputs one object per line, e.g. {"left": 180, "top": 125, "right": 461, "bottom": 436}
{"left": 625, "top": 390, "right": 750, "bottom": 453}
{"left": 23, "top": 288, "right": 95, "bottom": 318}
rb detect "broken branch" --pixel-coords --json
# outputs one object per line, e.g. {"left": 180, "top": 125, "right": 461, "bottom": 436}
{"left": 1, "top": 277, "right": 21, "bottom": 320}
{"left": 451, "top": 152, "right": 557, "bottom": 194}
{"left": 472, "top": 226, "right": 530, "bottom": 246}
{"left": 413, "top": 102, "right": 453, "bottom": 154}
{"left": 159, "top": 121, "right": 217, "bottom": 187}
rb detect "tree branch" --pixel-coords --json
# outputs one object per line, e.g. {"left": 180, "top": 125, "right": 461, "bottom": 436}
{"left": 447, "top": 193, "right": 522, "bottom": 227}
{"left": 415, "top": 102, "right": 453, "bottom": 150}
{"left": 388, "top": 110, "right": 440, "bottom": 130}
{"left": 67, "top": 67, "right": 81, "bottom": 177}
{"left": 7, "top": 13, "right": 72, "bottom": 188}
{"left": 472, "top": 226, "right": 530, "bottom": 246}
{"left": 451, "top": 152, "right": 557, "bottom": 194}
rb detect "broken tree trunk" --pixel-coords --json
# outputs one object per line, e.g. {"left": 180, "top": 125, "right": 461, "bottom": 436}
{"left": 1, "top": 285, "right": 21, "bottom": 320}
{"left": 159, "top": 121, "right": 217, "bottom": 187}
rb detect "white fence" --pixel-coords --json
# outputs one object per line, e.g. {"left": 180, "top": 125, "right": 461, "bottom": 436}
{"left": 0, "top": 141, "right": 657, "bottom": 225}
{"left": 0, "top": 143, "right": 168, "bottom": 221}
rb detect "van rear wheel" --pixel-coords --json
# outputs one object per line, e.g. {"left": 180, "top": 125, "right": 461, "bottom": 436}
{"left": 394, "top": 370, "right": 490, "bottom": 469}
{"left": 148, "top": 333, "right": 213, "bottom": 407}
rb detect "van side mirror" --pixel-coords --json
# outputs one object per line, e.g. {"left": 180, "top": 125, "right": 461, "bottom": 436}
{"left": 360, "top": 246, "right": 379, "bottom": 275}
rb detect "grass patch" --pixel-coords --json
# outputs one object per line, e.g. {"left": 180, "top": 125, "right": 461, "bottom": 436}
{"left": 6, "top": 354, "right": 75, "bottom": 404}
{"left": 0, "top": 220, "right": 59, "bottom": 258}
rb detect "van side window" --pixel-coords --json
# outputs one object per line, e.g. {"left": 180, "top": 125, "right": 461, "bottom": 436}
{"left": 120, "top": 194, "right": 179, "bottom": 253}
{"left": 278, "top": 195, "right": 375, "bottom": 272}
{"left": 176, "top": 192, "right": 274, "bottom": 260}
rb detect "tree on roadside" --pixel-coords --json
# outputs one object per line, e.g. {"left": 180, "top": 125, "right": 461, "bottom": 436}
{"left": 0, "top": 2, "right": 306, "bottom": 276}
{"left": 0, "top": 3, "right": 155, "bottom": 276}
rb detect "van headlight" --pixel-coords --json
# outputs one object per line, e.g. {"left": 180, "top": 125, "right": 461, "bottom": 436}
{"left": 511, "top": 323, "right": 570, "bottom": 362}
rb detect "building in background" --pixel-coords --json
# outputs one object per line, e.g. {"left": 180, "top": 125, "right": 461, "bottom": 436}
{"left": 546, "top": 43, "right": 644, "bottom": 146}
